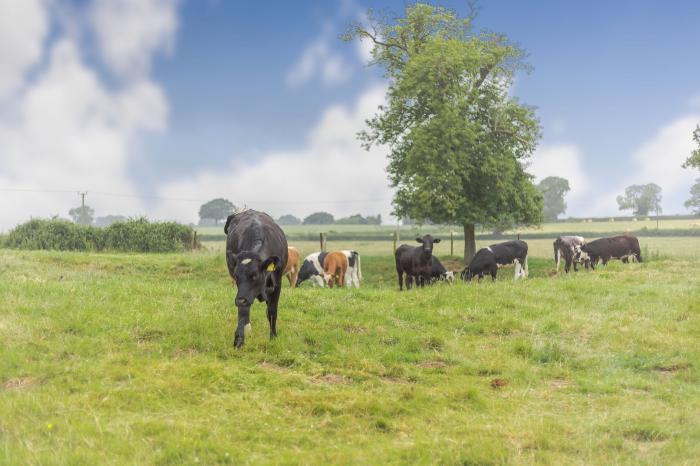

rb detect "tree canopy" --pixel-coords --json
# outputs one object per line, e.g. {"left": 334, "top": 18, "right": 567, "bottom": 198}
{"left": 69, "top": 205, "right": 95, "bottom": 225}
{"left": 537, "top": 176, "right": 570, "bottom": 221}
{"left": 198, "top": 198, "right": 235, "bottom": 226}
{"left": 684, "top": 178, "right": 700, "bottom": 215}
{"left": 683, "top": 125, "right": 700, "bottom": 169}
{"left": 303, "top": 212, "right": 334, "bottom": 225}
{"left": 277, "top": 214, "right": 302, "bottom": 226}
{"left": 344, "top": 3, "right": 542, "bottom": 262}
{"left": 616, "top": 183, "right": 662, "bottom": 216}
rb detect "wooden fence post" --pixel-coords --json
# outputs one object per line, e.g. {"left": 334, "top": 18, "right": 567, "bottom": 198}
{"left": 320, "top": 232, "right": 327, "bottom": 252}
{"left": 192, "top": 230, "right": 197, "bottom": 250}
{"left": 450, "top": 231, "right": 454, "bottom": 256}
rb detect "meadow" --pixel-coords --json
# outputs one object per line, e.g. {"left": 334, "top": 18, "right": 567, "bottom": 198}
{"left": 2, "top": 233, "right": 700, "bottom": 464}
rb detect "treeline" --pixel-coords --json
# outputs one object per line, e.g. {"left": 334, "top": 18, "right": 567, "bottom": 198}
{"left": 1, "top": 218, "right": 198, "bottom": 253}
{"left": 278, "top": 212, "right": 382, "bottom": 226}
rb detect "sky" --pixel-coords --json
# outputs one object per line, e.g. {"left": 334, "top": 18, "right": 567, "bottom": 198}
{"left": 1, "top": 0, "right": 699, "bottom": 230}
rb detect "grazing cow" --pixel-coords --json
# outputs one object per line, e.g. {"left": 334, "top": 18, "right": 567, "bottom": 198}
{"left": 297, "top": 250, "right": 362, "bottom": 288}
{"left": 553, "top": 235, "right": 586, "bottom": 273}
{"left": 395, "top": 235, "right": 441, "bottom": 290}
{"left": 461, "top": 240, "right": 529, "bottom": 281}
{"left": 430, "top": 256, "right": 455, "bottom": 283}
{"left": 322, "top": 251, "right": 348, "bottom": 288}
{"left": 224, "top": 210, "right": 287, "bottom": 348}
{"left": 283, "top": 246, "right": 301, "bottom": 288}
{"left": 577, "top": 235, "right": 642, "bottom": 270}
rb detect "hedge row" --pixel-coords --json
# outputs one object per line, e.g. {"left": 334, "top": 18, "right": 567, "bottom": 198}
{"left": 1, "top": 218, "right": 198, "bottom": 253}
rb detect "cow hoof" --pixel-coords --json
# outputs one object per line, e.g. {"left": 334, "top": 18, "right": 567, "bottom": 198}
{"left": 233, "top": 334, "right": 244, "bottom": 349}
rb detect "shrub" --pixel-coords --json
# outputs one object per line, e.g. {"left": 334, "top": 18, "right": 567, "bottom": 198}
{"left": 1, "top": 218, "right": 197, "bottom": 253}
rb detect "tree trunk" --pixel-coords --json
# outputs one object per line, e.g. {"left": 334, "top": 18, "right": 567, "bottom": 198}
{"left": 463, "top": 223, "right": 476, "bottom": 265}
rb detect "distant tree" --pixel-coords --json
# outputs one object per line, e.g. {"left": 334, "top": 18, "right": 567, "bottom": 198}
{"left": 343, "top": 3, "right": 543, "bottom": 263}
{"left": 335, "top": 214, "right": 366, "bottom": 225}
{"left": 198, "top": 198, "right": 235, "bottom": 226}
{"left": 537, "top": 176, "right": 571, "bottom": 221}
{"left": 277, "top": 214, "right": 302, "bottom": 225}
{"left": 95, "top": 215, "right": 127, "bottom": 227}
{"left": 616, "top": 183, "right": 662, "bottom": 216}
{"left": 683, "top": 125, "right": 700, "bottom": 169}
{"left": 685, "top": 179, "right": 700, "bottom": 215}
{"left": 303, "top": 212, "right": 334, "bottom": 225}
{"left": 69, "top": 205, "right": 94, "bottom": 225}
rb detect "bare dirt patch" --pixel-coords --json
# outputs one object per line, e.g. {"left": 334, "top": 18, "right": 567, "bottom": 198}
{"left": 490, "top": 378, "right": 508, "bottom": 389}
{"left": 418, "top": 360, "right": 448, "bottom": 369}
{"left": 4, "top": 377, "right": 39, "bottom": 391}
{"left": 310, "top": 374, "right": 350, "bottom": 385}
{"left": 549, "top": 378, "right": 572, "bottom": 389}
{"left": 172, "top": 348, "right": 199, "bottom": 359}
{"left": 653, "top": 363, "right": 691, "bottom": 373}
{"left": 260, "top": 362, "right": 288, "bottom": 373}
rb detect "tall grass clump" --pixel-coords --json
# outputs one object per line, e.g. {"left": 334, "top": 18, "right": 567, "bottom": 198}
{"left": 1, "top": 218, "right": 104, "bottom": 251}
{"left": 1, "top": 218, "right": 197, "bottom": 253}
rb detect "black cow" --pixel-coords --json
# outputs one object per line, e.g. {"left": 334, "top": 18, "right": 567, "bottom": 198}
{"left": 394, "top": 235, "right": 441, "bottom": 290}
{"left": 553, "top": 235, "right": 586, "bottom": 273}
{"left": 461, "top": 240, "right": 529, "bottom": 281}
{"left": 430, "top": 257, "right": 455, "bottom": 283}
{"left": 224, "top": 210, "right": 288, "bottom": 348}
{"left": 578, "top": 235, "right": 642, "bottom": 270}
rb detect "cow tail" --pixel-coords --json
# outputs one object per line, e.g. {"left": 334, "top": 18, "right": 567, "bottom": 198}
{"left": 554, "top": 241, "right": 560, "bottom": 271}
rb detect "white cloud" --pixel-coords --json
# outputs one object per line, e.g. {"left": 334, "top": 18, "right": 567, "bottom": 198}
{"left": 0, "top": 0, "right": 49, "bottom": 100}
{"left": 156, "top": 85, "right": 392, "bottom": 223}
{"left": 90, "top": 0, "right": 178, "bottom": 79}
{"left": 0, "top": 1, "right": 175, "bottom": 231}
{"left": 528, "top": 144, "right": 590, "bottom": 213}
{"left": 285, "top": 25, "right": 351, "bottom": 87}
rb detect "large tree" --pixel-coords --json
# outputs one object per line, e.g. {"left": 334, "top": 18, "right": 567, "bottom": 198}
{"left": 683, "top": 125, "right": 700, "bottom": 169}
{"left": 344, "top": 3, "right": 543, "bottom": 262}
{"left": 537, "top": 176, "right": 570, "bottom": 221}
{"left": 303, "top": 212, "right": 334, "bottom": 225}
{"left": 616, "top": 183, "right": 662, "bottom": 216}
{"left": 198, "top": 198, "right": 235, "bottom": 226}
{"left": 685, "top": 178, "right": 700, "bottom": 215}
{"left": 69, "top": 205, "right": 95, "bottom": 225}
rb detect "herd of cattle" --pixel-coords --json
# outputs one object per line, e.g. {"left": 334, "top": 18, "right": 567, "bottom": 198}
{"left": 224, "top": 209, "right": 644, "bottom": 347}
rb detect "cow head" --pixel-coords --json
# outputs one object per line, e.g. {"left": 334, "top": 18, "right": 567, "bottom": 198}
{"left": 460, "top": 267, "right": 474, "bottom": 282}
{"left": 323, "top": 272, "right": 340, "bottom": 288}
{"left": 575, "top": 245, "right": 591, "bottom": 268}
{"left": 230, "top": 252, "right": 282, "bottom": 307}
{"left": 415, "top": 235, "right": 440, "bottom": 257}
{"left": 443, "top": 271, "right": 455, "bottom": 283}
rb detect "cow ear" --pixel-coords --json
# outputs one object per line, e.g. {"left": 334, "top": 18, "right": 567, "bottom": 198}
{"left": 433, "top": 238, "right": 441, "bottom": 243}
{"left": 260, "top": 256, "right": 282, "bottom": 273}
{"left": 415, "top": 237, "right": 423, "bottom": 243}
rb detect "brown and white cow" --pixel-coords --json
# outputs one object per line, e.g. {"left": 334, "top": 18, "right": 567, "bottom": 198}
{"left": 283, "top": 246, "right": 301, "bottom": 288}
{"left": 553, "top": 235, "right": 586, "bottom": 273}
{"left": 322, "top": 251, "right": 348, "bottom": 288}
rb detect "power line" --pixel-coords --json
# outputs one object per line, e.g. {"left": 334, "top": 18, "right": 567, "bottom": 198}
{"left": 0, "top": 187, "right": 391, "bottom": 205}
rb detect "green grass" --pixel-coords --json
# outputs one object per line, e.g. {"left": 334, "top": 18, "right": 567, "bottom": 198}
{"left": 2, "top": 248, "right": 700, "bottom": 464}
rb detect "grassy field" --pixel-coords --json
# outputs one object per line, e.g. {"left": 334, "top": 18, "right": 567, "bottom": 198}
{"left": 202, "top": 236, "right": 700, "bottom": 260}
{"left": 2, "top": 245, "right": 700, "bottom": 464}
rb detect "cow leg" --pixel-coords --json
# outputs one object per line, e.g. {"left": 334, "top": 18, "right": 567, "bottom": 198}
{"left": 397, "top": 270, "right": 404, "bottom": 291}
{"left": 234, "top": 305, "right": 250, "bottom": 348}
{"left": 406, "top": 275, "right": 413, "bottom": 289}
{"left": 266, "top": 284, "right": 281, "bottom": 340}
{"left": 564, "top": 253, "right": 571, "bottom": 273}
{"left": 490, "top": 265, "right": 497, "bottom": 281}
{"left": 290, "top": 269, "right": 299, "bottom": 288}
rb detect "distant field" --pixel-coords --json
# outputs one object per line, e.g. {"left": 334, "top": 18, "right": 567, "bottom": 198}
{"left": 202, "top": 236, "right": 700, "bottom": 260}
{"left": 197, "top": 217, "right": 700, "bottom": 236}
{"left": 2, "top": 250, "right": 699, "bottom": 464}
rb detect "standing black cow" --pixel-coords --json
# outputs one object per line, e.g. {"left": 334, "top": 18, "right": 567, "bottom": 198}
{"left": 394, "top": 235, "right": 441, "bottom": 290}
{"left": 553, "top": 235, "right": 586, "bottom": 273}
{"left": 578, "top": 235, "right": 642, "bottom": 270}
{"left": 461, "top": 240, "right": 529, "bottom": 281}
{"left": 224, "top": 210, "right": 288, "bottom": 348}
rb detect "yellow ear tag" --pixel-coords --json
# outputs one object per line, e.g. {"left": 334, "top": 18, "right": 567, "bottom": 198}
{"left": 266, "top": 263, "right": 275, "bottom": 272}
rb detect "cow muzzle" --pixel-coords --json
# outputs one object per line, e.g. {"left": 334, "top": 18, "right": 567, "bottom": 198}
{"left": 235, "top": 297, "right": 250, "bottom": 307}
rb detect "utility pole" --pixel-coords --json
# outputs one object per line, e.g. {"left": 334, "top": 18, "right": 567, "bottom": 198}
{"left": 77, "top": 191, "right": 87, "bottom": 224}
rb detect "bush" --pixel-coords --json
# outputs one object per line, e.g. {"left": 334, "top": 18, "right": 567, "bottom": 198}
{"left": 1, "top": 218, "right": 197, "bottom": 253}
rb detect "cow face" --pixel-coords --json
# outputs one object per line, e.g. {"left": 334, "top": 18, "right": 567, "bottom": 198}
{"left": 415, "top": 235, "right": 440, "bottom": 257}
{"left": 443, "top": 271, "right": 455, "bottom": 283}
{"left": 575, "top": 245, "right": 591, "bottom": 268}
{"left": 231, "top": 253, "right": 282, "bottom": 308}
